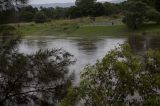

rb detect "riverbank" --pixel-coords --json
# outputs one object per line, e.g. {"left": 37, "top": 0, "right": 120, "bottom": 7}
{"left": 6, "top": 17, "right": 160, "bottom": 37}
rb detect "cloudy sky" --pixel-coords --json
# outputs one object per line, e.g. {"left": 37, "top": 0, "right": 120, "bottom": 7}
{"left": 29, "top": 0, "right": 113, "bottom": 4}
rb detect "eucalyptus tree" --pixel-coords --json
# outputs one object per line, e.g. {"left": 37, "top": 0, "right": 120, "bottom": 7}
{"left": 0, "top": 0, "right": 28, "bottom": 24}
{"left": 0, "top": 0, "right": 28, "bottom": 10}
{"left": 61, "top": 44, "right": 160, "bottom": 106}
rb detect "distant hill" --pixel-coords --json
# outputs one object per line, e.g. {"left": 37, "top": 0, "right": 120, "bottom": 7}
{"left": 110, "top": 0, "right": 126, "bottom": 3}
{"left": 31, "top": 0, "right": 126, "bottom": 8}
{"left": 32, "top": 3, "right": 75, "bottom": 8}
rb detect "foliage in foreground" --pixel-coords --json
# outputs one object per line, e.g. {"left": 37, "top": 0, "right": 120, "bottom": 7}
{"left": 0, "top": 35, "right": 75, "bottom": 106}
{"left": 61, "top": 44, "right": 160, "bottom": 106}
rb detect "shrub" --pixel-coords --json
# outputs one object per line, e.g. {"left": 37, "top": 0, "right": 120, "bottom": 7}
{"left": 19, "top": 11, "right": 34, "bottom": 22}
{"left": 34, "top": 12, "right": 47, "bottom": 23}
{"left": 146, "top": 7, "right": 160, "bottom": 23}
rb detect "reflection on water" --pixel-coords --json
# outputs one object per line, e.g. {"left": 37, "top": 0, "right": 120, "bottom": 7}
{"left": 18, "top": 36, "right": 126, "bottom": 83}
{"left": 128, "top": 35, "right": 160, "bottom": 53}
{"left": 146, "top": 36, "right": 160, "bottom": 49}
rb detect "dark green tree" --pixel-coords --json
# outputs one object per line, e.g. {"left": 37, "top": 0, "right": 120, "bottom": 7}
{"left": 19, "top": 11, "right": 34, "bottom": 22}
{"left": 0, "top": 0, "right": 29, "bottom": 11}
{"left": 93, "top": 2, "right": 105, "bottom": 17}
{"left": 0, "top": 10, "right": 16, "bottom": 24}
{"left": 68, "top": 6, "right": 82, "bottom": 18}
{"left": 103, "top": 2, "right": 121, "bottom": 16}
{"left": 19, "top": 5, "right": 38, "bottom": 22}
{"left": 128, "top": 0, "right": 155, "bottom": 6}
{"left": 75, "top": 0, "right": 96, "bottom": 16}
{"left": 0, "top": 0, "right": 29, "bottom": 24}
{"left": 123, "top": 1, "right": 147, "bottom": 29}
{"left": 146, "top": 7, "right": 160, "bottom": 23}
{"left": 129, "top": 0, "right": 160, "bottom": 12}
{"left": 155, "top": 0, "right": 160, "bottom": 12}
{"left": 123, "top": 0, "right": 160, "bottom": 29}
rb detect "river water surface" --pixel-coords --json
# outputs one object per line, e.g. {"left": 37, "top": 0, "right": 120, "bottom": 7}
{"left": 16, "top": 35, "right": 160, "bottom": 83}
{"left": 17, "top": 36, "right": 126, "bottom": 83}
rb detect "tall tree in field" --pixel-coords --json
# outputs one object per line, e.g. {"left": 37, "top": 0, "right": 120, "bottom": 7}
{"left": 123, "top": 0, "right": 160, "bottom": 29}
{"left": 123, "top": 1, "right": 147, "bottom": 29}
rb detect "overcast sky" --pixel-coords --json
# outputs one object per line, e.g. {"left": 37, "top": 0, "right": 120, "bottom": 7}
{"left": 29, "top": 0, "right": 113, "bottom": 4}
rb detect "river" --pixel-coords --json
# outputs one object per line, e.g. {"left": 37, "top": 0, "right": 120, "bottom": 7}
{"left": 17, "top": 36, "right": 126, "bottom": 83}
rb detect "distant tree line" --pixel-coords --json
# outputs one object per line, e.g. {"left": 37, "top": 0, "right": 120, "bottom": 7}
{"left": 0, "top": 0, "right": 125, "bottom": 24}
{"left": 1, "top": 0, "right": 160, "bottom": 28}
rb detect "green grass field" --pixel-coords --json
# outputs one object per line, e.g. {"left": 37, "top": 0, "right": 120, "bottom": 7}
{"left": 14, "top": 17, "right": 160, "bottom": 37}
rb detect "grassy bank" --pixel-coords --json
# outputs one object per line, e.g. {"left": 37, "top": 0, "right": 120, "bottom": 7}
{"left": 72, "top": 24, "right": 160, "bottom": 37}
{"left": 14, "top": 17, "right": 160, "bottom": 37}
{"left": 0, "top": 25, "right": 18, "bottom": 36}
